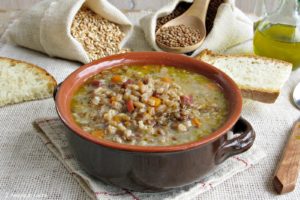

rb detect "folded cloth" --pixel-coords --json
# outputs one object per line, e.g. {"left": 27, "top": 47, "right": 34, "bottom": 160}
{"left": 34, "top": 118, "right": 266, "bottom": 200}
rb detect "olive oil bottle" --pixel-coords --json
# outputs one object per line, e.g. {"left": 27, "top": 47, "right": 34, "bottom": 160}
{"left": 254, "top": 24, "right": 300, "bottom": 67}
{"left": 253, "top": 0, "right": 300, "bottom": 69}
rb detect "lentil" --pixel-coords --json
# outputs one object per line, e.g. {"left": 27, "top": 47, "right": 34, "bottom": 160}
{"left": 156, "top": 24, "right": 203, "bottom": 47}
{"left": 71, "top": 65, "right": 228, "bottom": 146}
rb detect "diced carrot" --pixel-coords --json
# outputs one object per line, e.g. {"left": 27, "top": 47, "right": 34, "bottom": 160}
{"left": 91, "top": 130, "right": 104, "bottom": 139}
{"left": 192, "top": 118, "right": 201, "bottom": 127}
{"left": 161, "top": 77, "right": 172, "bottom": 83}
{"left": 137, "top": 80, "right": 143, "bottom": 87}
{"left": 112, "top": 115, "right": 121, "bottom": 123}
{"left": 154, "top": 98, "right": 161, "bottom": 107}
{"left": 147, "top": 107, "right": 152, "bottom": 113}
{"left": 111, "top": 75, "right": 123, "bottom": 83}
{"left": 110, "top": 96, "right": 117, "bottom": 102}
{"left": 127, "top": 100, "right": 135, "bottom": 112}
{"left": 149, "top": 97, "right": 161, "bottom": 107}
{"left": 124, "top": 121, "right": 131, "bottom": 127}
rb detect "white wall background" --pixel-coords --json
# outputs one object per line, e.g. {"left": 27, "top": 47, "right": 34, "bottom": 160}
{"left": 0, "top": 0, "right": 278, "bottom": 14}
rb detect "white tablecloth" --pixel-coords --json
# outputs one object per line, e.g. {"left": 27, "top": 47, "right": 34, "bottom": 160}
{"left": 1, "top": 42, "right": 300, "bottom": 200}
{"left": 1, "top": 1, "right": 300, "bottom": 199}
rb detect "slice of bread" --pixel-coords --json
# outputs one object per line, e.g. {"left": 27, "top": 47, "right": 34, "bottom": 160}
{"left": 195, "top": 50, "right": 292, "bottom": 103}
{"left": 0, "top": 57, "right": 57, "bottom": 107}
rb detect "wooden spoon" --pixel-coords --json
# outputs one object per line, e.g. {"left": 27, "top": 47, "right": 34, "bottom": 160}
{"left": 156, "top": 0, "right": 210, "bottom": 54}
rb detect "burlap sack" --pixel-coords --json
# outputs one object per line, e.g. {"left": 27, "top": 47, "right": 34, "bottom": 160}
{"left": 5, "top": 0, "right": 133, "bottom": 64}
{"left": 140, "top": 0, "right": 253, "bottom": 55}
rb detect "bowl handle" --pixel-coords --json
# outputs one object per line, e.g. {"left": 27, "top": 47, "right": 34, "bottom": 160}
{"left": 215, "top": 117, "right": 256, "bottom": 165}
{"left": 53, "top": 82, "right": 62, "bottom": 100}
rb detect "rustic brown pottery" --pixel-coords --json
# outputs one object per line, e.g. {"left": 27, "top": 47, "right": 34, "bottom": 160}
{"left": 54, "top": 52, "right": 255, "bottom": 192}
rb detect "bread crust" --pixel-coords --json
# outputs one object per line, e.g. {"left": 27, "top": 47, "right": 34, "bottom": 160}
{"left": 241, "top": 89, "right": 279, "bottom": 104}
{"left": 0, "top": 57, "right": 57, "bottom": 89}
{"left": 0, "top": 57, "right": 57, "bottom": 107}
{"left": 195, "top": 49, "right": 292, "bottom": 104}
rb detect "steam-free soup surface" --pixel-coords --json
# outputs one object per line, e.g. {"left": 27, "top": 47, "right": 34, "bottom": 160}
{"left": 71, "top": 65, "right": 228, "bottom": 146}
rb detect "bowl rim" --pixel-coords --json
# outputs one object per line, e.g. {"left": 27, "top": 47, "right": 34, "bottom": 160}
{"left": 55, "top": 52, "right": 242, "bottom": 153}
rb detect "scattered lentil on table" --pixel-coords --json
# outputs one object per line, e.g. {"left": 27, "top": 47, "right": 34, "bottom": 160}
{"left": 156, "top": 24, "right": 203, "bottom": 48}
{"left": 71, "top": 7, "right": 129, "bottom": 61}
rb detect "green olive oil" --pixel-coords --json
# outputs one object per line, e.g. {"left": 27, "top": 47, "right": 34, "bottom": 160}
{"left": 253, "top": 24, "right": 300, "bottom": 69}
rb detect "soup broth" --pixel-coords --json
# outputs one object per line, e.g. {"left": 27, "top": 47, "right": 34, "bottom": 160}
{"left": 71, "top": 65, "right": 228, "bottom": 146}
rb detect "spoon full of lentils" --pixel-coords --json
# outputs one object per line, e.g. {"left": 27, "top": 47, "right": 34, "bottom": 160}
{"left": 156, "top": 0, "right": 211, "bottom": 54}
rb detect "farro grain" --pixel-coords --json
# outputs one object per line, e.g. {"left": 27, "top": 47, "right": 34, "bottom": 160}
{"left": 71, "top": 7, "right": 129, "bottom": 61}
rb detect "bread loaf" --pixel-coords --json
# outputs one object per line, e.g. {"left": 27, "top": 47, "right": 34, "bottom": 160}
{"left": 0, "top": 57, "right": 57, "bottom": 107}
{"left": 195, "top": 50, "right": 292, "bottom": 103}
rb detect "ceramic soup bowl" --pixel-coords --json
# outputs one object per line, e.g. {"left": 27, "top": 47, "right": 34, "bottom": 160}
{"left": 54, "top": 52, "right": 255, "bottom": 192}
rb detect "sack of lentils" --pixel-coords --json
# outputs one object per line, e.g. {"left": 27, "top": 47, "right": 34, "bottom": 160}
{"left": 140, "top": 0, "right": 253, "bottom": 55}
{"left": 5, "top": 0, "right": 132, "bottom": 63}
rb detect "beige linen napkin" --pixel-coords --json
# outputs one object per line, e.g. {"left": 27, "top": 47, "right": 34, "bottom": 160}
{"left": 35, "top": 118, "right": 266, "bottom": 200}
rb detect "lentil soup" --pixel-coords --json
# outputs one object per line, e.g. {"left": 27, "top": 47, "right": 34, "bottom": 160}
{"left": 71, "top": 65, "right": 228, "bottom": 146}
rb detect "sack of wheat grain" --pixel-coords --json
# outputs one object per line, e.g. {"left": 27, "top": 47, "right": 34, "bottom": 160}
{"left": 5, "top": 0, "right": 133, "bottom": 64}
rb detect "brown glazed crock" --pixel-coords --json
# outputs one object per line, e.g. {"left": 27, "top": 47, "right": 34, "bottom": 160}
{"left": 54, "top": 52, "right": 255, "bottom": 192}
